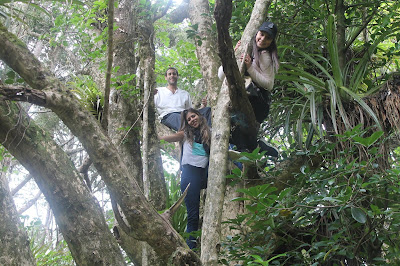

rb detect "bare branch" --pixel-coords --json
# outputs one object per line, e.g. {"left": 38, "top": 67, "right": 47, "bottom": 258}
{"left": 154, "top": 0, "right": 173, "bottom": 21}
{"left": 161, "top": 183, "right": 190, "bottom": 221}
{"left": 168, "top": 0, "right": 189, "bottom": 23}
{"left": 0, "top": 85, "right": 46, "bottom": 105}
{"left": 11, "top": 174, "right": 32, "bottom": 196}
{"left": 17, "top": 190, "right": 43, "bottom": 214}
{"left": 111, "top": 198, "right": 132, "bottom": 236}
{"left": 78, "top": 155, "right": 92, "bottom": 190}
{"left": 344, "top": 11, "right": 377, "bottom": 52}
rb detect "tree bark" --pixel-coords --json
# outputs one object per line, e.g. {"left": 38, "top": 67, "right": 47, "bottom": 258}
{"left": 188, "top": 0, "right": 222, "bottom": 105}
{"left": 201, "top": 0, "right": 271, "bottom": 263}
{"left": 138, "top": 2, "right": 169, "bottom": 263}
{"left": 0, "top": 101, "right": 126, "bottom": 265}
{"left": 138, "top": 10, "right": 168, "bottom": 211}
{"left": 168, "top": 0, "right": 189, "bottom": 24}
{"left": 0, "top": 157, "right": 36, "bottom": 266}
{"left": 0, "top": 21, "right": 197, "bottom": 264}
{"left": 108, "top": 0, "right": 143, "bottom": 189}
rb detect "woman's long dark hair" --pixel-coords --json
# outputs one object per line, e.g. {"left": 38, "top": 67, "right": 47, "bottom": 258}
{"left": 252, "top": 35, "right": 279, "bottom": 72}
{"left": 180, "top": 108, "right": 211, "bottom": 147}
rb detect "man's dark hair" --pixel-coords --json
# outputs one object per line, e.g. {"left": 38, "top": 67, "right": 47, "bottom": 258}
{"left": 165, "top": 67, "right": 179, "bottom": 76}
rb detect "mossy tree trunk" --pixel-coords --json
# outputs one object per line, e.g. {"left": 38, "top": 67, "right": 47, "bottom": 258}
{"left": 0, "top": 157, "right": 36, "bottom": 266}
{"left": 0, "top": 101, "right": 126, "bottom": 265}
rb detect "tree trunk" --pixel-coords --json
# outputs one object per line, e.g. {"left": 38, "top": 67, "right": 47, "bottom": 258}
{"left": 0, "top": 157, "right": 36, "bottom": 266}
{"left": 139, "top": 22, "right": 168, "bottom": 212}
{"left": 0, "top": 21, "right": 198, "bottom": 264}
{"left": 200, "top": 0, "right": 271, "bottom": 263}
{"left": 138, "top": 3, "right": 170, "bottom": 263}
{"left": 108, "top": 0, "right": 143, "bottom": 189}
{"left": 188, "top": 0, "right": 222, "bottom": 105}
{"left": 0, "top": 102, "right": 126, "bottom": 265}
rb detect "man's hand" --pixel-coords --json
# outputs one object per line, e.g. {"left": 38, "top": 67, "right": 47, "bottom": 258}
{"left": 200, "top": 97, "right": 207, "bottom": 108}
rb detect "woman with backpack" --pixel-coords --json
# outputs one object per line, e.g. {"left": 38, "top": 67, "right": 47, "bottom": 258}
{"left": 218, "top": 21, "right": 280, "bottom": 156}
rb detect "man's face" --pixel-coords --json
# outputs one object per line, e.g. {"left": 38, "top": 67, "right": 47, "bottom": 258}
{"left": 165, "top": 69, "right": 178, "bottom": 86}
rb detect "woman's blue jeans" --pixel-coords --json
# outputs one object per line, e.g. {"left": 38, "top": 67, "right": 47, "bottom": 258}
{"left": 180, "top": 164, "right": 208, "bottom": 249}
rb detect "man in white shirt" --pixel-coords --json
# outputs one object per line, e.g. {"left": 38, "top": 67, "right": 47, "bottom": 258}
{"left": 154, "top": 67, "right": 210, "bottom": 131}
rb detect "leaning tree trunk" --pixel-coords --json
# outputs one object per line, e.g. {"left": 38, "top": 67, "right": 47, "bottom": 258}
{"left": 0, "top": 102, "right": 126, "bottom": 265}
{"left": 0, "top": 21, "right": 198, "bottom": 264}
{"left": 200, "top": 0, "right": 271, "bottom": 263}
{"left": 0, "top": 157, "right": 36, "bottom": 266}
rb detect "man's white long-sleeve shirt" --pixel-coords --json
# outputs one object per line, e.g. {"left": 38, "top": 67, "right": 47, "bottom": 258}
{"left": 154, "top": 87, "right": 192, "bottom": 119}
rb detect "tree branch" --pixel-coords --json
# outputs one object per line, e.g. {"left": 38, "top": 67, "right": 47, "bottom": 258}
{"left": 11, "top": 174, "right": 32, "bottom": 196}
{"left": 17, "top": 190, "right": 43, "bottom": 214}
{"left": 168, "top": 0, "right": 189, "bottom": 23}
{"left": 154, "top": 0, "right": 173, "bottom": 21}
{"left": 102, "top": 0, "right": 115, "bottom": 131}
{"left": 0, "top": 15, "right": 195, "bottom": 264}
{"left": 161, "top": 183, "right": 189, "bottom": 222}
{"left": 201, "top": 1, "right": 272, "bottom": 263}
{"left": 0, "top": 85, "right": 46, "bottom": 105}
{"left": 344, "top": 8, "right": 378, "bottom": 52}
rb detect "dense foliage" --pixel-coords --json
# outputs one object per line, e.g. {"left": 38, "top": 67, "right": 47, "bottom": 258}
{"left": 221, "top": 126, "right": 400, "bottom": 264}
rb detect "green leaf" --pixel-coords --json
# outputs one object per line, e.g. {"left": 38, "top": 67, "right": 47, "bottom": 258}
{"left": 370, "top": 204, "right": 381, "bottom": 215}
{"left": 231, "top": 197, "right": 250, "bottom": 201}
{"left": 352, "top": 131, "right": 384, "bottom": 147}
{"left": 351, "top": 207, "right": 366, "bottom": 223}
{"left": 279, "top": 45, "right": 334, "bottom": 81}
{"left": 327, "top": 15, "right": 343, "bottom": 87}
{"left": 340, "top": 86, "right": 383, "bottom": 131}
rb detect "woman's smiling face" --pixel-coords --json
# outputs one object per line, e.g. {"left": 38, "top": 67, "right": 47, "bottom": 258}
{"left": 186, "top": 111, "right": 200, "bottom": 128}
{"left": 255, "top": 30, "right": 273, "bottom": 49}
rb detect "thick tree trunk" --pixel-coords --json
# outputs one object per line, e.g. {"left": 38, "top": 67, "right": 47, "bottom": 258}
{"left": 188, "top": 0, "right": 222, "bottom": 105}
{"left": 138, "top": 16, "right": 168, "bottom": 211}
{"left": 108, "top": 0, "right": 143, "bottom": 189}
{"left": 0, "top": 157, "right": 36, "bottom": 266}
{"left": 137, "top": 8, "right": 168, "bottom": 264}
{"left": 0, "top": 22, "right": 197, "bottom": 264}
{"left": 201, "top": 0, "right": 271, "bottom": 263}
{"left": 0, "top": 102, "right": 126, "bottom": 265}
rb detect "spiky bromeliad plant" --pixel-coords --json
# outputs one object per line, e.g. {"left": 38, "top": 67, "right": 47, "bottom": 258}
{"left": 270, "top": 15, "right": 400, "bottom": 168}
{"left": 274, "top": 15, "right": 398, "bottom": 139}
{"left": 69, "top": 76, "right": 104, "bottom": 121}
